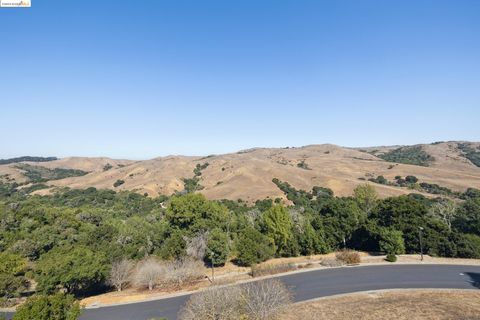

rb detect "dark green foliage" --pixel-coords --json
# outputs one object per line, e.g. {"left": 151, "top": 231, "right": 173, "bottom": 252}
{"left": 157, "top": 230, "right": 186, "bottom": 259}
{"left": 462, "top": 188, "right": 480, "bottom": 200}
{"left": 368, "top": 175, "right": 387, "bottom": 185}
{"left": 0, "top": 156, "right": 57, "bottom": 165}
{"left": 113, "top": 179, "right": 125, "bottom": 187}
{"left": 15, "top": 164, "right": 88, "bottom": 183}
{"left": 378, "top": 146, "right": 434, "bottom": 166}
{"left": 321, "top": 198, "right": 363, "bottom": 249}
{"left": 457, "top": 143, "right": 480, "bottom": 167}
{"left": 205, "top": 229, "right": 229, "bottom": 266}
{"left": 455, "top": 234, "right": 480, "bottom": 259}
{"left": 454, "top": 197, "right": 480, "bottom": 235}
{"left": 13, "top": 293, "right": 81, "bottom": 320}
{"left": 405, "top": 175, "right": 418, "bottom": 183}
{"left": 181, "top": 177, "right": 202, "bottom": 193}
{"left": 419, "top": 182, "right": 458, "bottom": 197}
{"left": 0, "top": 253, "right": 29, "bottom": 298}
{"left": 182, "top": 162, "right": 209, "bottom": 193}
{"left": 272, "top": 178, "right": 313, "bottom": 207}
{"left": 193, "top": 162, "right": 209, "bottom": 176}
{"left": 102, "top": 163, "right": 113, "bottom": 171}
{"left": 35, "top": 246, "right": 108, "bottom": 295}
{"left": 235, "top": 227, "right": 275, "bottom": 266}
{"left": 378, "top": 228, "right": 405, "bottom": 254}
{"left": 165, "top": 193, "right": 229, "bottom": 232}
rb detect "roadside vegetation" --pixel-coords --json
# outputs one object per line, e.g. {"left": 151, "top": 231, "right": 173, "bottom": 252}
{"left": 0, "top": 178, "right": 479, "bottom": 317}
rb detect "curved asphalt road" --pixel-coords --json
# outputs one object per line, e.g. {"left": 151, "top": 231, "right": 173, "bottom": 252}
{"left": 3, "top": 264, "right": 480, "bottom": 320}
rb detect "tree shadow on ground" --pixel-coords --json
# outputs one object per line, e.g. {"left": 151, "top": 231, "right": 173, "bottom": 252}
{"left": 464, "top": 272, "right": 480, "bottom": 289}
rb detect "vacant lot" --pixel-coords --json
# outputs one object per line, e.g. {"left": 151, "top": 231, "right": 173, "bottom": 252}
{"left": 280, "top": 289, "right": 480, "bottom": 320}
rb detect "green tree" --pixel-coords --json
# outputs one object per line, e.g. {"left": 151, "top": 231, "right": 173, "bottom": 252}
{"left": 36, "top": 246, "right": 108, "bottom": 295}
{"left": 353, "top": 184, "right": 378, "bottom": 215}
{"left": 0, "top": 253, "right": 28, "bottom": 298}
{"left": 166, "top": 193, "right": 229, "bottom": 232}
{"left": 235, "top": 228, "right": 275, "bottom": 266}
{"left": 205, "top": 229, "right": 230, "bottom": 266}
{"left": 13, "top": 293, "right": 81, "bottom": 320}
{"left": 262, "top": 205, "right": 293, "bottom": 256}
{"left": 378, "top": 228, "right": 405, "bottom": 255}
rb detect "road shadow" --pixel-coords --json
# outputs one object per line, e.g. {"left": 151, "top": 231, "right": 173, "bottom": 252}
{"left": 464, "top": 272, "right": 480, "bottom": 289}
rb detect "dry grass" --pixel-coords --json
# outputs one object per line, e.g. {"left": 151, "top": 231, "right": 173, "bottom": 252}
{"left": 3, "top": 141, "right": 477, "bottom": 202}
{"left": 279, "top": 289, "right": 480, "bottom": 320}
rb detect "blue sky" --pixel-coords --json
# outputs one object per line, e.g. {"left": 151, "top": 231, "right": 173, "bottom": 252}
{"left": 1, "top": 0, "right": 479, "bottom": 159}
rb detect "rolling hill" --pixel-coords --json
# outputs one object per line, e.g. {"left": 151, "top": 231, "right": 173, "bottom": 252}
{"left": 1, "top": 141, "right": 479, "bottom": 202}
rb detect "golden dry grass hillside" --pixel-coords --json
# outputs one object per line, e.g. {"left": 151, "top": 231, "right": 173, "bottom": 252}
{"left": 1, "top": 141, "right": 479, "bottom": 201}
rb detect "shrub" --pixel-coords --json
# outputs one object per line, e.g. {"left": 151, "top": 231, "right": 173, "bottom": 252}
{"left": 178, "top": 284, "right": 243, "bottom": 320}
{"left": 241, "top": 279, "right": 292, "bottom": 320}
{"left": 250, "top": 263, "right": 296, "bottom": 278}
{"left": 320, "top": 258, "right": 343, "bottom": 267}
{"left": 113, "top": 179, "right": 125, "bottom": 188}
{"left": 205, "top": 229, "right": 230, "bottom": 266}
{"left": 13, "top": 293, "right": 81, "bottom": 320}
{"left": 378, "top": 228, "right": 405, "bottom": 255}
{"left": 335, "top": 250, "right": 361, "bottom": 264}
{"left": 178, "top": 279, "right": 292, "bottom": 320}
{"left": 385, "top": 254, "right": 397, "bottom": 262}
{"left": 405, "top": 175, "right": 418, "bottom": 183}
{"left": 235, "top": 228, "right": 275, "bottom": 267}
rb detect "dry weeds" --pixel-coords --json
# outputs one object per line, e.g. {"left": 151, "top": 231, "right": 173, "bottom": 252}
{"left": 279, "top": 289, "right": 480, "bottom": 320}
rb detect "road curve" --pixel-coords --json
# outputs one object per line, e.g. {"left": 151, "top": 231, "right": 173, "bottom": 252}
{"left": 4, "top": 264, "right": 480, "bottom": 320}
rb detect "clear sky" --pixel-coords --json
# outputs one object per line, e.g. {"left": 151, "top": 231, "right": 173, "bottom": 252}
{"left": 1, "top": 0, "right": 479, "bottom": 159}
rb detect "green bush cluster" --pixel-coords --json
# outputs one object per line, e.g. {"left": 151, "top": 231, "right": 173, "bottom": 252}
{"left": 378, "top": 146, "right": 434, "bottom": 167}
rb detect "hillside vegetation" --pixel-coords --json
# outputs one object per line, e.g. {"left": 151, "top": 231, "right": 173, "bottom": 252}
{"left": 0, "top": 156, "right": 57, "bottom": 165}
{"left": 1, "top": 142, "right": 479, "bottom": 202}
{"left": 376, "top": 146, "right": 434, "bottom": 166}
{"left": 1, "top": 179, "right": 480, "bottom": 310}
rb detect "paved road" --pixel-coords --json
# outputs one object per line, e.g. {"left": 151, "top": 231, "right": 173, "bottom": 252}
{"left": 3, "top": 265, "right": 480, "bottom": 320}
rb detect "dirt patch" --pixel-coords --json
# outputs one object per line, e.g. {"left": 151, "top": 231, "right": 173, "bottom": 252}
{"left": 279, "top": 289, "right": 480, "bottom": 320}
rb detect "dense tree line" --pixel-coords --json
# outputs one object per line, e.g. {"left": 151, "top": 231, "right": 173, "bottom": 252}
{"left": 0, "top": 179, "right": 479, "bottom": 311}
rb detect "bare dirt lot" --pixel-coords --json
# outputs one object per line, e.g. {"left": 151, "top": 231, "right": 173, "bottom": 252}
{"left": 279, "top": 289, "right": 480, "bottom": 320}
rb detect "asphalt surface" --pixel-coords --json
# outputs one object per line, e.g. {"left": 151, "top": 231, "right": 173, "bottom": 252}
{"left": 3, "top": 264, "right": 480, "bottom": 320}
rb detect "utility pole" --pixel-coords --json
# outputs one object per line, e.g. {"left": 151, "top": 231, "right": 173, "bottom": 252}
{"left": 418, "top": 227, "right": 424, "bottom": 261}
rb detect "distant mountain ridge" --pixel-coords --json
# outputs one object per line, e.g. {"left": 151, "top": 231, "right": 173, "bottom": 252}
{"left": 0, "top": 156, "right": 58, "bottom": 165}
{"left": 1, "top": 141, "right": 479, "bottom": 201}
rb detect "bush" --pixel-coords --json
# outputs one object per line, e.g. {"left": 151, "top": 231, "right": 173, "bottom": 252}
{"left": 178, "top": 279, "right": 292, "bottom": 320}
{"left": 13, "top": 293, "right": 81, "bottom": 320}
{"left": 320, "top": 258, "right": 343, "bottom": 267}
{"left": 405, "top": 175, "right": 418, "bottom": 183}
{"left": 113, "top": 179, "right": 125, "bottom": 187}
{"left": 35, "top": 246, "right": 108, "bottom": 295}
{"left": 385, "top": 254, "right": 397, "bottom": 262}
{"left": 250, "top": 263, "right": 296, "bottom": 278}
{"left": 335, "top": 250, "right": 361, "bottom": 264}
{"left": 235, "top": 228, "right": 275, "bottom": 267}
{"left": 378, "top": 228, "right": 405, "bottom": 255}
{"left": 205, "top": 229, "right": 230, "bottom": 266}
